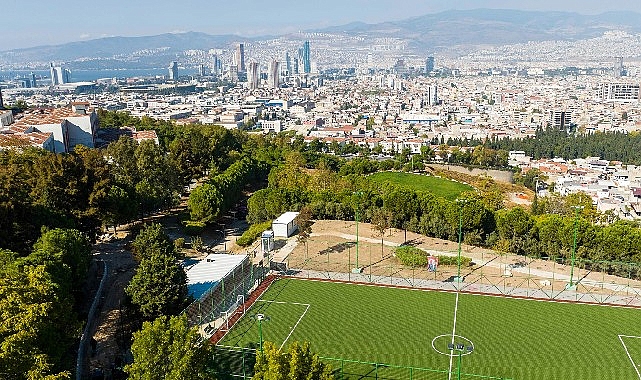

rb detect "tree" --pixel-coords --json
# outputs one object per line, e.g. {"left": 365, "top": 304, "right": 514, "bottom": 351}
{"left": 0, "top": 251, "right": 72, "bottom": 380}
{"left": 102, "top": 185, "right": 138, "bottom": 231}
{"left": 126, "top": 252, "right": 189, "bottom": 320}
{"left": 188, "top": 183, "right": 223, "bottom": 223}
{"left": 125, "top": 315, "right": 210, "bottom": 380}
{"left": 253, "top": 341, "right": 333, "bottom": 380}
{"left": 132, "top": 223, "right": 180, "bottom": 261}
{"left": 31, "top": 228, "right": 91, "bottom": 294}
{"left": 371, "top": 208, "right": 392, "bottom": 257}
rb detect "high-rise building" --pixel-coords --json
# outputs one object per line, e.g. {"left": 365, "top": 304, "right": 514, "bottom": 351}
{"left": 198, "top": 64, "right": 207, "bottom": 77}
{"left": 550, "top": 110, "right": 571, "bottom": 130}
{"left": 427, "top": 85, "right": 438, "bottom": 106}
{"left": 598, "top": 82, "right": 640, "bottom": 102}
{"left": 293, "top": 57, "right": 300, "bottom": 75}
{"left": 268, "top": 60, "right": 280, "bottom": 89}
{"left": 426, "top": 56, "right": 435, "bottom": 74}
{"left": 31, "top": 72, "right": 37, "bottom": 87}
{"left": 247, "top": 61, "right": 260, "bottom": 89}
{"left": 0, "top": 87, "right": 3, "bottom": 109}
{"left": 234, "top": 43, "right": 246, "bottom": 72}
{"left": 300, "top": 41, "right": 311, "bottom": 74}
{"left": 614, "top": 57, "right": 625, "bottom": 77}
{"left": 229, "top": 65, "right": 239, "bottom": 82}
{"left": 49, "top": 63, "right": 70, "bottom": 85}
{"left": 50, "top": 63, "right": 57, "bottom": 85}
{"left": 211, "top": 54, "right": 220, "bottom": 76}
{"left": 285, "top": 52, "right": 292, "bottom": 75}
{"left": 168, "top": 61, "right": 178, "bottom": 80}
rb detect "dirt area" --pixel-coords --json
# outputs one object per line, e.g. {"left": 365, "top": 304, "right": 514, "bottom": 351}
{"left": 283, "top": 220, "right": 641, "bottom": 298}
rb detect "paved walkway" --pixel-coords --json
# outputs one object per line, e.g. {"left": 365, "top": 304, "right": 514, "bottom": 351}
{"left": 286, "top": 269, "right": 641, "bottom": 307}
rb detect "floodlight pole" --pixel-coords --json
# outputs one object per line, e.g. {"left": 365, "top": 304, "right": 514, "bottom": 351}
{"left": 569, "top": 205, "right": 583, "bottom": 287}
{"left": 257, "top": 314, "right": 266, "bottom": 352}
{"left": 353, "top": 191, "right": 363, "bottom": 271}
{"left": 455, "top": 199, "right": 466, "bottom": 283}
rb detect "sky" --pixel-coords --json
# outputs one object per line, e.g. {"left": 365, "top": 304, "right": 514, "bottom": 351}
{"left": 3, "top": 0, "right": 641, "bottom": 51}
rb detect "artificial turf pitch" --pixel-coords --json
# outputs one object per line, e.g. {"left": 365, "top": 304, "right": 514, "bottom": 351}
{"left": 218, "top": 277, "right": 641, "bottom": 380}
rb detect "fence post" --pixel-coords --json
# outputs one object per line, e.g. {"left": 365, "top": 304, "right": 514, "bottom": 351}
{"left": 242, "top": 349, "right": 246, "bottom": 380}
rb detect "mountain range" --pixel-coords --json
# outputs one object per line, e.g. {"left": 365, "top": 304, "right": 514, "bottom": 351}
{"left": 2, "top": 9, "right": 641, "bottom": 68}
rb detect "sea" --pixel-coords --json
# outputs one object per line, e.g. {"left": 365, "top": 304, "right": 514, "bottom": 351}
{"left": 0, "top": 67, "right": 199, "bottom": 82}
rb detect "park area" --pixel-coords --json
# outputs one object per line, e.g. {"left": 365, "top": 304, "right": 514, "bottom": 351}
{"left": 367, "top": 172, "right": 473, "bottom": 200}
{"left": 217, "top": 277, "right": 641, "bottom": 380}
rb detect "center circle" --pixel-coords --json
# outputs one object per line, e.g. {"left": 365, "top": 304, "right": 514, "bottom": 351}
{"left": 431, "top": 334, "right": 475, "bottom": 357}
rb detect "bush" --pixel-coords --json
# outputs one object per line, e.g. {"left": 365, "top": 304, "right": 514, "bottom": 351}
{"left": 395, "top": 245, "right": 472, "bottom": 267}
{"left": 237, "top": 221, "right": 272, "bottom": 247}
{"left": 190, "top": 236, "right": 203, "bottom": 252}
{"left": 395, "top": 245, "right": 428, "bottom": 267}
{"left": 183, "top": 221, "right": 205, "bottom": 236}
{"left": 437, "top": 255, "right": 472, "bottom": 267}
{"left": 174, "top": 237, "right": 185, "bottom": 249}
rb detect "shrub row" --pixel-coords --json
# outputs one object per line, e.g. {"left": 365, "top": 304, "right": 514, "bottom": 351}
{"left": 395, "top": 245, "right": 472, "bottom": 268}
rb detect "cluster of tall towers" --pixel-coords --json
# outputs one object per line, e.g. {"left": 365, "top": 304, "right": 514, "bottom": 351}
{"left": 247, "top": 41, "right": 312, "bottom": 90}
{"left": 50, "top": 63, "right": 71, "bottom": 85}
{"left": 166, "top": 41, "right": 312, "bottom": 89}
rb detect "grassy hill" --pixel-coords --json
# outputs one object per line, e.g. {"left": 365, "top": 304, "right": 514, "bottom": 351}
{"left": 367, "top": 172, "right": 473, "bottom": 200}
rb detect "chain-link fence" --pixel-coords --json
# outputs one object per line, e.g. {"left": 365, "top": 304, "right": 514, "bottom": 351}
{"left": 182, "top": 257, "right": 270, "bottom": 330}
{"left": 210, "top": 346, "right": 514, "bottom": 380}
{"left": 281, "top": 236, "right": 641, "bottom": 307}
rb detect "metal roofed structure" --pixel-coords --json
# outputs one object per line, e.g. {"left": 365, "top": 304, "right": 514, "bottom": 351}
{"left": 185, "top": 253, "right": 249, "bottom": 299}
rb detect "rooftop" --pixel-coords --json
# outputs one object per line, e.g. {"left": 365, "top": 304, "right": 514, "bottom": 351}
{"left": 185, "top": 254, "right": 248, "bottom": 299}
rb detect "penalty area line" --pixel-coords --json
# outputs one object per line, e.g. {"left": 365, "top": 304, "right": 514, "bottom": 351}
{"left": 280, "top": 304, "right": 310, "bottom": 350}
{"left": 619, "top": 334, "right": 641, "bottom": 380}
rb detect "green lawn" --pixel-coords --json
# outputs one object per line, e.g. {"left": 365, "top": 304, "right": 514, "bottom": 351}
{"left": 218, "top": 278, "right": 641, "bottom": 380}
{"left": 367, "top": 172, "right": 473, "bottom": 200}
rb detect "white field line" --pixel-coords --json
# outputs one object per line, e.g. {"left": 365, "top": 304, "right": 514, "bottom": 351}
{"left": 448, "top": 291, "right": 460, "bottom": 380}
{"left": 280, "top": 304, "right": 310, "bottom": 350}
{"left": 255, "top": 300, "right": 311, "bottom": 351}
{"left": 256, "top": 300, "right": 310, "bottom": 306}
{"left": 619, "top": 334, "right": 641, "bottom": 380}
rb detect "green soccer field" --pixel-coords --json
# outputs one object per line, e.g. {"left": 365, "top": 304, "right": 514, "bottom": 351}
{"left": 367, "top": 172, "right": 473, "bottom": 200}
{"left": 218, "top": 278, "right": 641, "bottom": 380}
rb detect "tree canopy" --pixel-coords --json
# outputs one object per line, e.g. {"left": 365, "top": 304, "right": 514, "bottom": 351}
{"left": 125, "top": 315, "right": 211, "bottom": 380}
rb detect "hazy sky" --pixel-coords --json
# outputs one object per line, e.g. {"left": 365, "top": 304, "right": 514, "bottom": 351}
{"left": 3, "top": 0, "right": 641, "bottom": 51}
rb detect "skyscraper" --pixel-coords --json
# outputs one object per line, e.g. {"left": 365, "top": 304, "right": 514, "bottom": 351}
{"left": 0, "top": 87, "right": 4, "bottom": 109}
{"left": 614, "top": 57, "right": 625, "bottom": 77}
{"left": 50, "top": 63, "right": 57, "bottom": 85}
{"left": 169, "top": 61, "right": 178, "bottom": 80}
{"left": 301, "top": 41, "right": 311, "bottom": 74}
{"left": 285, "top": 52, "right": 292, "bottom": 75}
{"left": 198, "top": 64, "right": 207, "bottom": 77}
{"left": 293, "top": 57, "right": 300, "bottom": 75}
{"left": 50, "top": 63, "right": 71, "bottom": 85}
{"left": 234, "top": 43, "right": 246, "bottom": 72}
{"left": 211, "top": 54, "right": 220, "bottom": 76}
{"left": 31, "top": 72, "right": 37, "bottom": 87}
{"left": 247, "top": 61, "right": 260, "bottom": 89}
{"left": 268, "top": 60, "right": 280, "bottom": 89}
{"left": 427, "top": 85, "right": 438, "bottom": 106}
{"left": 426, "top": 56, "right": 435, "bottom": 74}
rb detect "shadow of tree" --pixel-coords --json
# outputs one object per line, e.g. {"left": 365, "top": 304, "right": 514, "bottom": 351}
{"left": 318, "top": 241, "right": 356, "bottom": 255}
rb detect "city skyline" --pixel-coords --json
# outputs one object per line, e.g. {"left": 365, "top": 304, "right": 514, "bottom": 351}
{"left": 3, "top": 1, "right": 641, "bottom": 51}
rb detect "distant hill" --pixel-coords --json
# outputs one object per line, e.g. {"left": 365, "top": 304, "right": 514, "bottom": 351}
{"left": 0, "top": 32, "right": 246, "bottom": 68}
{"left": 3, "top": 9, "right": 641, "bottom": 67}
{"left": 317, "top": 9, "right": 641, "bottom": 49}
